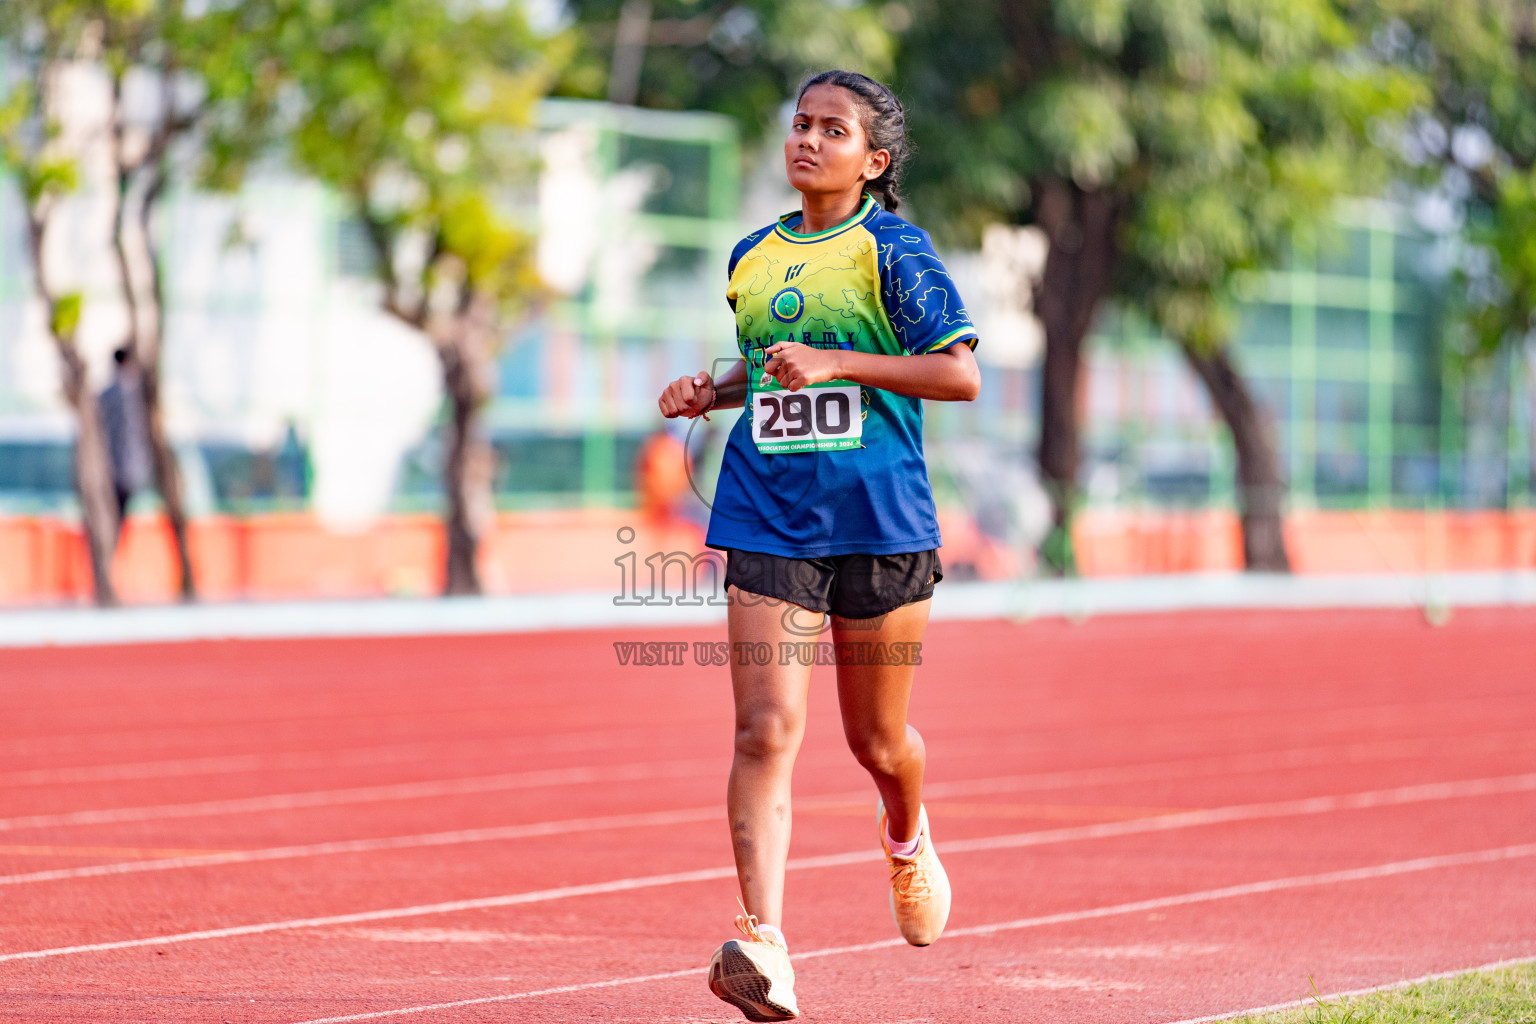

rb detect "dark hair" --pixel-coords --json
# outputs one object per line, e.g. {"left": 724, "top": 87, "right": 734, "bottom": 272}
{"left": 796, "top": 70, "right": 909, "bottom": 213}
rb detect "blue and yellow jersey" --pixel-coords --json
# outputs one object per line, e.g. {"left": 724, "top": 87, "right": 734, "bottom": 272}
{"left": 704, "top": 194, "right": 979, "bottom": 558}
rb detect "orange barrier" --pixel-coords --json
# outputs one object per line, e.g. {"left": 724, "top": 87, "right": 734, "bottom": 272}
{"left": 1071, "top": 508, "right": 1536, "bottom": 576}
{"left": 0, "top": 518, "right": 93, "bottom": 604}
{"left": 0, "top": 510, "right": 710, "bottom": 606}
{"left": 3, "top": 507, "right": 1535, "bottom": 605}
{"left": 1282, "top": 509, "right": 1536, "bottom": 574}
{"left": 1072, "top": 509, "right": 1243, "bottom": 576}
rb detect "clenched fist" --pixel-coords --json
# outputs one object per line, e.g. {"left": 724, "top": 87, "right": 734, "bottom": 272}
{"left": 658, "top": 371, "right": 717, "bottom": 419}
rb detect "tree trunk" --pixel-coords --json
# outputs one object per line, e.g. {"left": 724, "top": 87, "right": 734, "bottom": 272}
{"left": 135, "top": 167, "right": 196, "bottom": 600}
{"left": 139, "top": 362, "right": 196, "bottom": 599}
{"left": 59, "top": 347, "right": 121, "bottom": 606}
{"left": 607, "top": 0, "right": 652, "bottom": 105}
{"left": 1031, "top": 179, "right": 1120, "bottom": 575}
{"left": 1179, "top": 341, "right": 1291, "bottom": 571}
{"left": 110, "top": 78, "right": 198, "bottom": 602}
{"left": 436, "top": 295, "right": 498, "bottom": 596}
{"left": 26, "top": 196, "right": 119, "bottom": 605}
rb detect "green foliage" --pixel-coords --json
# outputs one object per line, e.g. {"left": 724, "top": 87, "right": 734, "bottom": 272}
{"left": 893, "top": 0, "right": 1426, "bottom": 348}
{"left": 2, "top": 0, "right": 558, "bottom": 318}
{"left": 0, "top": 17, "right": 81, "bottom": 213}
{"left": 50, "top": 292, "right": 82, "bottom": 341}
{"left": 436, "top": 189, "right": 538, "bottom": 302}
{"left": 0, "top": 0, "right": 285, "bottom": 274}
{"left": 228, "top": 0, "right": 562, "bottom": 315}
{"left": 556, "top": 0, "right": 896, "bottom": 142}
{"left": 191, "top": 2, "right": 305, "bottom": 193}
{"left": 1359, "top": 0, "right": 1536, "bottom": 354}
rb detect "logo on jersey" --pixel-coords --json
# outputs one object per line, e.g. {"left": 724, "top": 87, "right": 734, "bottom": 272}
{"left": 785, "top": 263, "right": 807, "bottom": 281}
{"left": 770, "top": 287, "right": 804, "bottom": 323}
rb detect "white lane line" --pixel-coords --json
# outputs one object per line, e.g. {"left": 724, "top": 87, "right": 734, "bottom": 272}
{"left": 0, "top": 807, "right": 724, "bottom": 886}
{"left": 937, "top": 772, "right": 1536, "bottom": 858}
{"left": 794, "top": 843, "right": 1536, "bottom": 955}
{"left": 4, "top": 768, "right": 1532, "bottom": 890}
{"left": 0, "top": 751, "right": 372, "bottom": 788}
{"left": 922, "top": 729, "right": 1536, "bottom": 801}
{"left": 1, "top": 773, "right": 1532, "bottom": 961}
{"left": 9, "top": 723, "right": 1532, "bottom": 836}
{"left": 0, "top": 725, "right": 716, "bottom": 788}
{"left": 0, "top": 742, "right": 523, "bottom": 788}
{"left": 0, "top": 720, "right": 678, "bottom": 766}
{"left": 279, "top": 844, "right": 1536, "bottom": 1024}
{"left": 290, "top": 968, "right": 706, "bottom": 1024}
{"left": 0, "top": 759, "right": 720, "bottom": 834}
{"left": 1160, "top": 953, "right": 1536, "bottom": 1024}
{"left": 0, "top": 864, "right": 742, "bottom": 963}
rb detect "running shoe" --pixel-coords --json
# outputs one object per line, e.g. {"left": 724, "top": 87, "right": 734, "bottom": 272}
{"left": 877, "top": 799, "right": 951, "bottom": 946}
{"left": 707, "top": 901, "right": 799, "bottom": 1021}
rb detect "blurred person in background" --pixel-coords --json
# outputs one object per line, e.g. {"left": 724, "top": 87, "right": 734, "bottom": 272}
{"left": 635, "top": 427, "right": 693, "bottom": 527}
{"left": 98, "top": 347, "right": 153, "bottom": 551}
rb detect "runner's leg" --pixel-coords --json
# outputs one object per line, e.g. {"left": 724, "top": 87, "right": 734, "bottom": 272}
{"left": 726, "top": 585, "right": 818, "bottom": 927}
{"left": 832, "top": 598, "right": 930, "bottom": 843}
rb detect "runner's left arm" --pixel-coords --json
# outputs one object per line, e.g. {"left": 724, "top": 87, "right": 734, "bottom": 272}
{"left": 761, "top": 341, "right": 980, "bottom": 402}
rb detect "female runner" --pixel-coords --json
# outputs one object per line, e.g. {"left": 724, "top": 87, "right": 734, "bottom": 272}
{"left": 657, "top": 69, "right": 981, "bottom": 1021}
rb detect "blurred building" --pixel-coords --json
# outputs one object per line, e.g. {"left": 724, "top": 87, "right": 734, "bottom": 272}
{"left": 1046, "top": 202, "right": 1534, "bottom": 574}
{"left": 1077, "top": 201, "right": 1533, "bottom": 515}
{"left": 0, "top": 96, "right": 738, "bottom": 525}
{"left": 396, "top": 99, "right": 740, "bottom": 515}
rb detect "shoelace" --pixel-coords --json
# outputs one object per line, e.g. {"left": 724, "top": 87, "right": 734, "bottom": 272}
{"left": 889, "top": 857, "right": 933, "bottom": 905}
{"left": 734, "top": 896, "right": 787, "bottom": 952}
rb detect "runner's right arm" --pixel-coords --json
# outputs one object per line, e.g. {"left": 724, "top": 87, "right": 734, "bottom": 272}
{"left": 659, "top": 358, "right": 750, "bottom": 419}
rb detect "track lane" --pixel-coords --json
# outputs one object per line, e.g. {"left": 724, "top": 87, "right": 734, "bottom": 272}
{"left": 0, "top": 608, "right": 1531, "bottom": 1021}
{"left": 0, "top": 780, "right": 1529, "bottom": 965}
{"left": 0, "top": 755, "right": 1529, "bottom": 886}
{"left": 3, "top": 828, "right": 1532, "bottom": 1022}
{"left": 273, "top": 850, "right": 1536, "bottom": 1024}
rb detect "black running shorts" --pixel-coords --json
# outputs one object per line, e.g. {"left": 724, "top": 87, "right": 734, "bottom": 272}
{"left": 722, "top": 548, "right": 942, "bottom": 619}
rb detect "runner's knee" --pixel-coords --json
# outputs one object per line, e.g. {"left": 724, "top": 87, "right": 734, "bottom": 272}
{"left": 735, "top": 707, "right": 804, "bottom": 761}
{"left": 846, "top": 730, "right": 908, "bottom": 777}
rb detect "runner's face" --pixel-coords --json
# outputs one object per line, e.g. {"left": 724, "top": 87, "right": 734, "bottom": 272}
{"left": 785, "top": 84, "right": 889, "bottom": 198}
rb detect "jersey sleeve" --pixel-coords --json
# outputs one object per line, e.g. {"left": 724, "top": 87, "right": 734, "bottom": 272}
{"left": 726, "top": 227, "right": 771, "bottom": 312}
{"left": 878, "top": 226, "right": 979, "bottom": 355}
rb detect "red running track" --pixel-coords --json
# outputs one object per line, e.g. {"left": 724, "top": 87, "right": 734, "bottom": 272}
{"left": 0, "top": 607, "right": 1533, "bottom": 1023}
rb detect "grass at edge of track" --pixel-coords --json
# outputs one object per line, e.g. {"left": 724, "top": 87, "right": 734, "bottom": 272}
{"left": 1222, "top": 962, "right": 1536, "bottom": 1024}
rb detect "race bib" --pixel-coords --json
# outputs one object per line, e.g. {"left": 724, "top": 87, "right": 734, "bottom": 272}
{"left": 749, "top": 377, "right": 863, "bottom": 454}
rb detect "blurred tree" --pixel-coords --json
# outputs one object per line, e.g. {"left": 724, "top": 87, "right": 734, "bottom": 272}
{"left": 98, "top": 0, "right": 201, "bottom": 603}
{"left": 894, "top": 0, "right": 1422, "bottom": 572}
{"left": 0, "top": 0, "right": 285, "bottom": 602}
{"left": 1, "top": 9, "right": 120, "bottom": 604}
{"left": 556, "top": 0, "right": 895, "bottom": 132}
{"left": 1359, "top": 3, "right": 1536, "bottom": 361}
{"left": 218, "top": 0, "right": 562, "bottom": 595}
